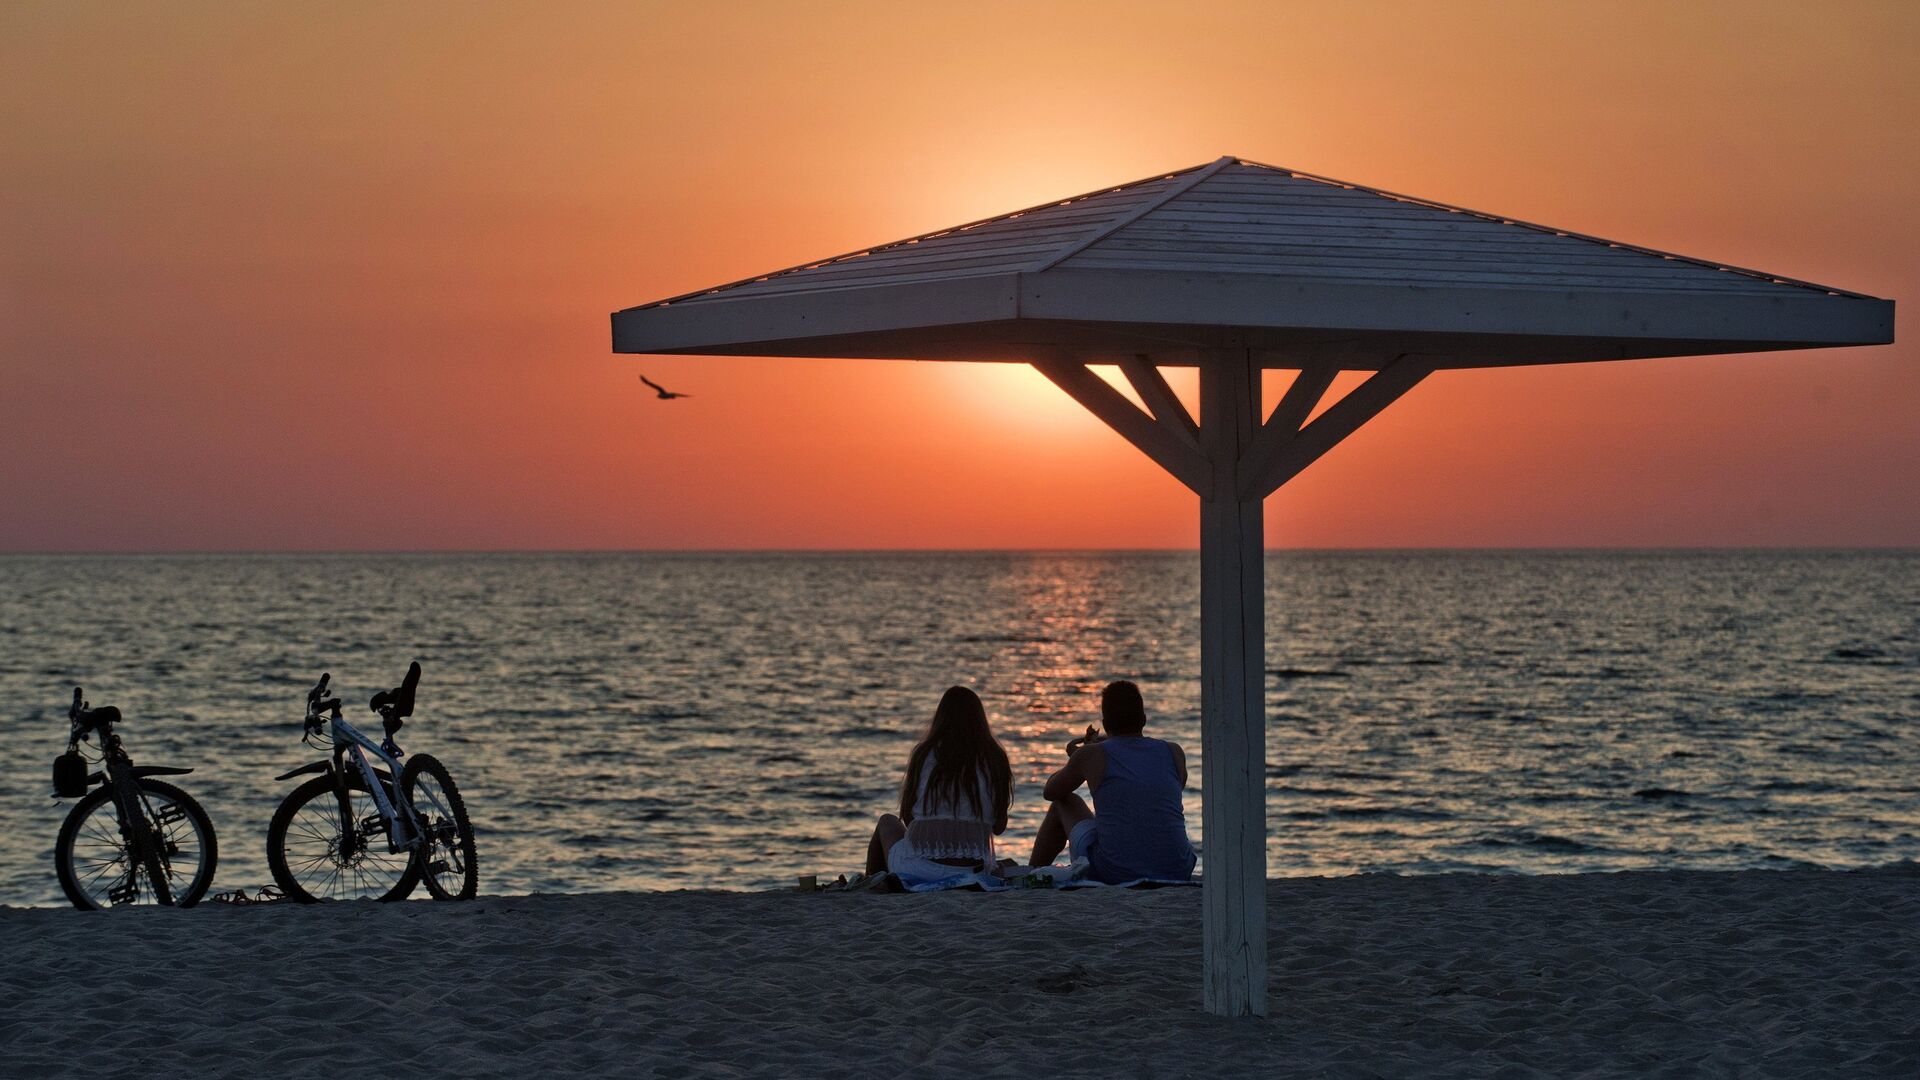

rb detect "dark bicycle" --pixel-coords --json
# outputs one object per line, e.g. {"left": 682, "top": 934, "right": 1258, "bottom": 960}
{"left": 264, "top": 662, "right": 478, "bottom": 902}
{"left": 51, "top": 687, "right": 218, "bottom": 909}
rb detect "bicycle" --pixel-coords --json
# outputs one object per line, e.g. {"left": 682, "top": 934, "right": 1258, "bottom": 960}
{"left": 51, "top": 687, "right": 218, "bottom": 909}
{"left": 264, "top": 663, "right": 478, "bottom": 902}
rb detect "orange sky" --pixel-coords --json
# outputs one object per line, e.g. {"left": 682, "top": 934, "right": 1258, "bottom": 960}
{"left": 1, "top": 1, "right": 1914, "bottom": 551}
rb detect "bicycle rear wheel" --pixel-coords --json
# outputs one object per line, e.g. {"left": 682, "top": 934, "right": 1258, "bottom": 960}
{"left": 266, "top": 773, "right": 420, "bottom": 902}
{"left": 403, "top": 754, "right": 477, "bottom": 901}
{"left": 55, "top": 779, "right": 218, "bottom": 910}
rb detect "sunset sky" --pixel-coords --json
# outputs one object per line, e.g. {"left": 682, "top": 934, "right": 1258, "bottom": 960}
{"left": 2, "top": 1, "right": 1913, "bottom": 551}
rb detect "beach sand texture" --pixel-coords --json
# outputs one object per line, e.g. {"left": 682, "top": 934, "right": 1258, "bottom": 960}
{"left": 3, "top": 868, "right": 1916, "bottom": 1079}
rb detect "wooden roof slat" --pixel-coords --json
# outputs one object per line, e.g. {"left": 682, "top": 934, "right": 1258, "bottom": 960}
{"left": 1090, "top": 235, "right": 1737, "bottom": 264}
{"left": 1060, "top": 254, "right": 1783, "bottom": 292}
{"left": 679, "top": 255, "right": 1051, "bottom": 298}
{"left": 1063, "top": 262, "right": 1780, "bottom": 294}
{"left": 901, "top": 209, "right": 1130, "bottom": 238}
{"left": 1152, "top": 203, "right": 1586, "bottom": 227}
{"left": 1071, "top": 244, "right": 1788, "bottom": 285}
{"left": 1112, "top": 219, "right": 1655, "bottom": 247}
{"left": 730, "top": 238, "right": 1072, "bottom": 276}
{"left": 1140, "top": 203, "right": 1654, "bottom": 231}
{"left": 1083, "top": 230, "right": 1750, "bottom": 264}
{"left": 673, "top": 269, "right": 1015, "bottom": 300}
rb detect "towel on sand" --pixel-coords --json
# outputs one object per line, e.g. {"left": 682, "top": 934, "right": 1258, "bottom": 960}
{"left": 894, "top": 859, "right": 1197, "bottom": 893}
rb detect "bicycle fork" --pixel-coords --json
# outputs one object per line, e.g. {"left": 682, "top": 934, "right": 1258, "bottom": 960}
{"left": 108, "top": 765, "right": 174, "bottom": 906}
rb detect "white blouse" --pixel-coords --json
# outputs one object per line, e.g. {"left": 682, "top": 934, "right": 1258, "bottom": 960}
{"left": 902, "top": 752, "right": 996, "bottom": 862}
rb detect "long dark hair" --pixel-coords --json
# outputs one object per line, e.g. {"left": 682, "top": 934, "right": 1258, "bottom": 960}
{"left": 899, "top": 686, "right": 1012, "bottom": 824}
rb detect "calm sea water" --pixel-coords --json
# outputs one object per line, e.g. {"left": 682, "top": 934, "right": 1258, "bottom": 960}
{"left": 1, "top": 551, "right": 1915, "bottom": 905}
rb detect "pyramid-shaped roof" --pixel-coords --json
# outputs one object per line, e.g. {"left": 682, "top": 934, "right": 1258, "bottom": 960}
{"left": 613, "top": 157, "right": 1891, "bottom": 368}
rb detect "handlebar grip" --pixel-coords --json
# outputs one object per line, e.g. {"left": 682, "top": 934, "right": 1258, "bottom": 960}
{"left": 308, "top": 672, "right": 331, "bottom": 702}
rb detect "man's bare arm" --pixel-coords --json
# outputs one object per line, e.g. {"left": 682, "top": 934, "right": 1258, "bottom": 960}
{"left": 1168, "top": 742, "right": 1189, "bottom": 788}
{"left": 1044, "top": 745, "right": 1099, "bottom": 802}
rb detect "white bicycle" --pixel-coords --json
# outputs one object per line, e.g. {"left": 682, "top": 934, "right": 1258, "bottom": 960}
{"left": 265, "top": 663, "right": 477, "bottom": 902}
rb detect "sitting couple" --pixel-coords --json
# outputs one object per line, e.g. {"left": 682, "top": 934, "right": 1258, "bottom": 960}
{"left": 865, "top": 680, "right": 1196, "bottom": 886}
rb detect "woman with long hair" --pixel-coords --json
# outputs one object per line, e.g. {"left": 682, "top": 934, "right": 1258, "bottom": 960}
{"left": 865, "top": 685, "right": 1014, "bottom": 882}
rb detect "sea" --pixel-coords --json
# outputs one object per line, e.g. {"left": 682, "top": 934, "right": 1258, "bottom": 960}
{"left": 1, "top": 551, "right": 1915, "bottom": 905}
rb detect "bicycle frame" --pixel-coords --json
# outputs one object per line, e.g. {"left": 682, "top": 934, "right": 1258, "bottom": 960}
{"left": 328, "top": 713, "right": 422, "bottom": 853}
{"left": 73, "top": 712, "right": 177, "bottom": 905}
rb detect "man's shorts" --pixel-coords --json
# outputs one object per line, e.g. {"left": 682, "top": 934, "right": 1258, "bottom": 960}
{"left": 1068, "top": 818, "right": 1099, "bottom": 863}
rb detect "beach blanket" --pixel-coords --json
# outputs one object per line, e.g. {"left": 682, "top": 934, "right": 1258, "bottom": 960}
{"left": 894, "top": 859, "right": 1198, "bottom": 893}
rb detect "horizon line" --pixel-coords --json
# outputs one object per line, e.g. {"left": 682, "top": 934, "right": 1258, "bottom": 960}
{"left": 3, "top": 544, "right": 1918, "bottom": 558}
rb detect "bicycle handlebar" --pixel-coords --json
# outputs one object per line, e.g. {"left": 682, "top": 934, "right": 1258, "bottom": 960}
{"left": 303, "top": 672, "right": 343, "bottom": 733}
{"left": 66, "top": 685, "right": 119, "bottom": 741}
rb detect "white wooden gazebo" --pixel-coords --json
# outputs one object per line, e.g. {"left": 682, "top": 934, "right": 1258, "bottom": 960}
{"left": 612, "top": 156, "right": 1893, "bottom": 1017}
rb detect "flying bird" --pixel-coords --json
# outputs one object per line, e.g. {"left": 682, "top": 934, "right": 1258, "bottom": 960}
{"left": 639, "top": 375, "right": 693, "bottom": 400}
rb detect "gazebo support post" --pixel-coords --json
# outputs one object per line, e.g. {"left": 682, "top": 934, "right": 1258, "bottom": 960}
{"left": 1197, "top": 347, "right": 1268, "bottom": 1017}
{"left": 1030, "top": 348, "right": 1439, "bottom": 1018}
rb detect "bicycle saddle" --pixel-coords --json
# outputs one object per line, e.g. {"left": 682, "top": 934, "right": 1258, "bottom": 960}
{"left": 370, "top": 661, "right": 421, "bottom": 718}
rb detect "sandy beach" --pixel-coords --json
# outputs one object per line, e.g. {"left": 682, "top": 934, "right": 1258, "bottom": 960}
{"left": 3, "top": 867, "right": 1915, "bottom": 1078}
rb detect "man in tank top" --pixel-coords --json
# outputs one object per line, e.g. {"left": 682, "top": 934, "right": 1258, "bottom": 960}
{"left": 1027, "top": 680, "right": 1197, "bottom": 884}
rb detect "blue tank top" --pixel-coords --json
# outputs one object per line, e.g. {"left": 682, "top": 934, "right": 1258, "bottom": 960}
{"left": 1089, "top": 736, "right": 1196, "bottom": 884}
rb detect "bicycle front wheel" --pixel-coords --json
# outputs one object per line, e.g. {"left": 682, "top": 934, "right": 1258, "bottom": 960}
{"left": 55, "top": 779, "right": 218, "bottom": 910}
{"left": 266, "top": 774, "right": 421, "bottom": 902}
{"left": 403, "top": 754, "right": 477, "bottom": 901}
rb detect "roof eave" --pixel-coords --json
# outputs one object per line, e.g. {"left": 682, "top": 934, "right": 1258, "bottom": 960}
{"left": 1022, "top": 268, "right": 1894, "bottom": 350}
{"left": 611, "top": 268, "right": 1893, "bottom": 364}
{"left": 612, "top": 272, "right": 1023, "bottom": 355}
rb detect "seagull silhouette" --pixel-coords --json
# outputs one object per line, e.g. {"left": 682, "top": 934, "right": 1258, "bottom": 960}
{"left": 639, "top": 375, "right": 692, "bottom": 400}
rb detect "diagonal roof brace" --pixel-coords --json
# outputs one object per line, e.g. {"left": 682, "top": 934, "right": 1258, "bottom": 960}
{"left": 1030, "top": 353, "right": 1211, "bottom": 494}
